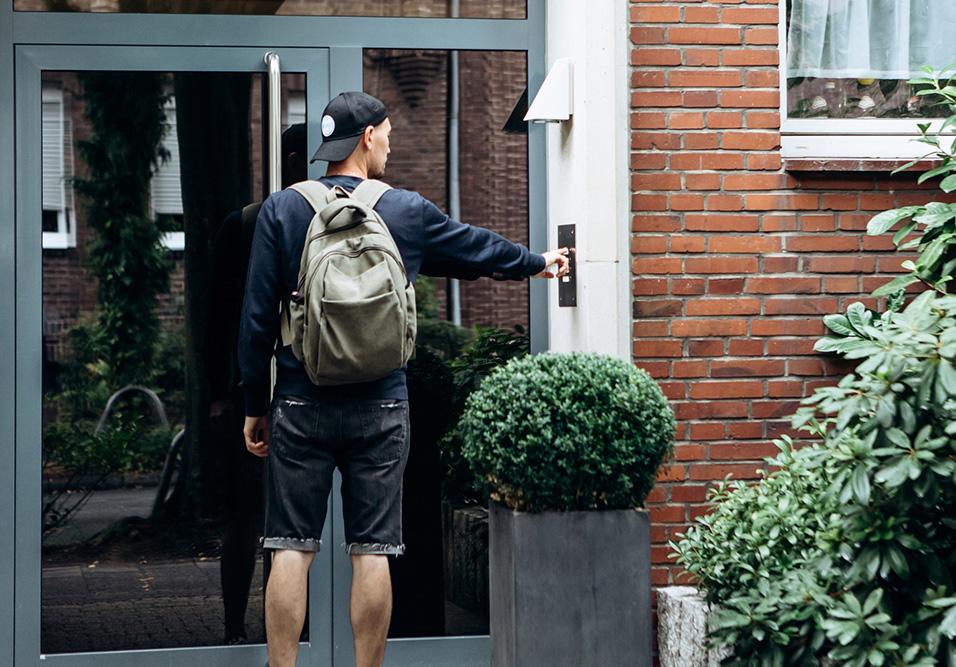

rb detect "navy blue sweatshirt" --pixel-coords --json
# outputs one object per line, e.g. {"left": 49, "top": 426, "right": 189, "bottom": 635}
{"left": 238, "top": 175, "right": 547, "bottom": 416}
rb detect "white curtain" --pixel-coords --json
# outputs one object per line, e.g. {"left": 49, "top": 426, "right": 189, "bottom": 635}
{"left": 788, "top": 0, "right": 956, "bottom": 79}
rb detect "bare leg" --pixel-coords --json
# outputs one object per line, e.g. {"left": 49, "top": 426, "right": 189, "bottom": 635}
{"left": 266, "top": 549, "right": 314, "bottom": 667}
{"left": 350, "top": 554, "right": 392, "bottom": 667}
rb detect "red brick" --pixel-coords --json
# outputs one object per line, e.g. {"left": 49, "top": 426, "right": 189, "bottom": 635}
{"left": 767, "top": 379, "right": 804, "bottom": 397}
{"left": 670, "top": 193, "right": 707, "bottom": 211}
{"left": 709, "top": 236, "right": 781, "bottom": 253}
{"left": 707, "top": 111, "right": 743, "bottom": 128}
{"left": 723, "top": 7, "right": 778, "bottom": 24}
{"left": 728, "top": 338, "right": 763, "bottom": 355}
{"left": 762, "top": 215, "right": 798, "bottom": 231}
{"left": 710, "top": 442, "right": 780, "bottom": 460}
{"left": 806, "top": 256, "right": 875, "bottom": 273}
{"left": 632, "top": 70, "right": 667, "bottom": 88}
{"left": 672, "top": 319, "right": 748, "bottom": 337}
{"left": 688, "top": 339, "right": 724, "bottom": 356}
{"left": 631, "top": 48, "right": 683, "bottom": 66}
{"left": 674, "top": 400, "right": 749, "bottom": 419}
{"left": 685, "top": 213, "right": 758, "bottom": 231}
{"left": 788, "top": 358, "right": 826, "bottom": 376}
{"left": 684, "top": 90, "right": 720, "bottom": 107}
{"left": 670, "top": 27, "right": 741, "bottom": 45}
{"left": 746, "top": 277, "right": 820, "bottom": 294}
{"left": 630, "top": 27, "right": 667, "bottom": 45}
{"left": 633, "top": 339, "right": 684, "bottom": 358}
{"left": 766, "top": 338, "right": 817, "bottom": 355}
{"left": 707, "top": 277, "right": 746, "bottom": 294}
{"left": 671, "top": 485, "right": 709, "bottom": 503}
{"left": 685, "top": 48, "right": 721, "bottom": 66}
{"left": 761, "top": 256, "right": 799, "bottom": 273}
{"left": 689, "top": 422, "right": 725, "bottom": 440}
{"left": 746, "top": 110, "right": 781, "bottom": 128}
{"left": 800, "top": 214, "right": 837, "bottom": 231}
{"left": 631, "top": 235, "right": 668, "bottom": 254}
{"left": 673, "top": 359, "right": 709, "bottom": 378}
{"left": 634, "top": 320, "right": 670, "bottom": 337}
{"left": 752, "top": 400, "right": 801, "bottom": 419}
{"left": 673, "top": 443, "right": 707, "bottom": 460}
{"left": 633, "top": 257, "right": 683, "bottom": 274}
{"left": 839, "top": 213, "right": 873, "bottom": 231}
{"left": 632, "top": 132, "right": 681, "bottom": 150}
{"left": 751, "top": 319, "right": 825, "bottom": 336}
{"left": 689, "top": 463, "right": 763, "bottom": 480}
{"left": 672, "top": 278, "right": 706, "bottom": 295}
{"left": 634, "top": 299, "right": 683, "bottom": 318}
{"left": 785, "top": 235, "right": 859, "bottom": 252}
{"left": 684, "top": 6, "right": 720, "bottom": 23}
{"left": 763, "top": 297, "right": 838, "bottom": 315}
{"left": 722, "top": 131, "right": 781, "bottom": 150}
{"left": 633, "top": 278, "right": 668, "bottom": 295}
{"left": 670, "top": 112, "right": 705, "bottom": 129}
{"left": 685, "top": 256, "right": 758, "bottom": 273}
{"left": 631, "top": 111, "right": 668, "bottom": 129}
{"left": 670, "top": 236, "right": 707, "bottom": 253}
{"left": 823, "top": 193, "right": 860, "bottom": 210}
{"left": 748, "top": 153, "right": 782, "bottom": 170}
{"left": 727, "top": 422, "right": 764, "bottom": 439}
{"left": 632, "top": 90, "right": 683, "bottom": 107}
{"left": 657, "top": 464, "right": 686, "bottom": 483}
{"left": 860, "top": 193, "right": 896, "bottom": 210}
{"left": 670, "top": 70, "right": 742, "bottom": 87}
{"left": 744, "top": 27, "right": 778, "bottom": 45}
{"left": 685, "top": 173, "right": 722, "bottom": 190}
{"left": 711, "top": 359, "right": 785, "bottom": 377}
{"left": 689, "top": 380, "right": 763, "bottom": 399}
{"left": 746, "top": 70, "right": 780, "bottom": 88}
{"left": 719, "top": 90, "right": 778, "bottom": 108}
{"left": 723, "top": 173, "right": 793, "bottom": 190}
{"left": 659, "top": 381, "right": 687, "bottom": 400}
{"left": 746, "top": 194, "right": 819, "bottom": 211}
{"left": 633, "top": 172, "right": 683, "bottom": 190}
{"left": 706, "top": 194, "right": 744, "bottom": 211}
{"left": 632, "top": 6, "right": 681, "bottom": 22}
{"left": 686, "top": 298, "right": 760, "bottom": 316}
{"left": 632, "top": 214, "right": 680, "bottom": 232}
{"left": 631, "top": 152, "right": 668, "bottom": 170}
{"left": 723, "top": 49, "right": 779, "bottom": 66}
{"left": 649, "top": 506, "right": 686, "bottom": 524}
{"left": 636, "top": 361, "right": 670, "bottom": 379}
{"left": 684, "top": 133, "right": 720, "bottom": 150}
{"left": 632, "top": 193, "right": 668, "bottom": 211}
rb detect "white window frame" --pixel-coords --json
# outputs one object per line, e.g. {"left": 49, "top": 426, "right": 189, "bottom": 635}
{"left": 41, "top": 83, "right": 77, "bottom": 250}
{"left": 778, "top": 7, "right": 955, "bottom": 160}
{"left": 151, "top": 95, "right": 185, "bottom": 252}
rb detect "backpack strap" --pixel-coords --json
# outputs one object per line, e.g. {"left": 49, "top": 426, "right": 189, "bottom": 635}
{"left": 289, "top": 180, "right": 333, "bottom": 212}
{"left": 350, "top": 179, "right": 392, "bottom": 210}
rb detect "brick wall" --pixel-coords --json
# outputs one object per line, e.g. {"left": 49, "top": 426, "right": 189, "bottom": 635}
{"left": 627, "top": 0, "right": 953, "bottom": 589}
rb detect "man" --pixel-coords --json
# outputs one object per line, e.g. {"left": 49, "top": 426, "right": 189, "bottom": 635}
{"left": 238, "top": 91, "right": 569, "bottom": 667}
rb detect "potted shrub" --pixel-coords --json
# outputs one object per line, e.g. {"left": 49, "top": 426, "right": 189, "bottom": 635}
{"left": 459, "top": 352, "right": 675, "bottom": 666}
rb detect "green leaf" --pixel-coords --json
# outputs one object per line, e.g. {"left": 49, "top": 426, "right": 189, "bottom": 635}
{"left": 941, "top": 605, "right": 956, "bottom": 639}
{"left": 867, "top": 207, "right": 920, "bottom": 236}
{"left": 850, "top": 464, "right": 871, "bottom": 505}
{"left": 872, "top": 275, "right": 919, "bottom": 297}
{"left": 938, "top": 359, "right": 956, "bottom": 396}
{"left": 942, "top": 173, "right": 956, "bottom": 193}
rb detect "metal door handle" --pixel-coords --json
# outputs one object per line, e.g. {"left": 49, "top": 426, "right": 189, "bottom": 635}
{"left": 264, "top": 51, "right": 281, "bottom": 195}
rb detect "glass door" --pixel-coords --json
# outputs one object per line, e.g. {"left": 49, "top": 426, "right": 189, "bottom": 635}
{"left": 14, "top": 44, "right": 332, "bottom": 667}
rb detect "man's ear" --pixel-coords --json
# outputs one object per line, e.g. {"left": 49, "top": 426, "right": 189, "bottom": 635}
{"left": 362, "top": 125, "right": 375, "bottom": 149}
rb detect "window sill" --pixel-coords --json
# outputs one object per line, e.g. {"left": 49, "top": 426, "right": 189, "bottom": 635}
{"left": 783, "top": 157, "right": 941, "bottom": 173}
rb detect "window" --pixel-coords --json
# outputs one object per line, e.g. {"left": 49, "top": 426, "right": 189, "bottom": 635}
{"left": 41, "top": 82, "right": 77, "bottom": 249}
{"left": 151, "top": 97, "right": 185, "bottom": 251}
{"left": 782, "top": 0, "right": 956, "bottom": 160}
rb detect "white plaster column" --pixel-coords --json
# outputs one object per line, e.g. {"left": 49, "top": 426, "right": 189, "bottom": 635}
{"left": 544, "top": 0, "right": 631, "bottom": 360}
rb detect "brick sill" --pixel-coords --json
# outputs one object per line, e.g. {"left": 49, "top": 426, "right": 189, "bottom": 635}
{"left": 783, "top": 157, "right": 941, "bottom": 173}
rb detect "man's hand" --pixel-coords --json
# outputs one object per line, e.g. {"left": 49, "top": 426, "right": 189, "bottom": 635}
{"left": 535, "top": 247, "right": 571, "bottom": 279}
{"left": 244, "top": 415, "right": 270, "bottom": 457}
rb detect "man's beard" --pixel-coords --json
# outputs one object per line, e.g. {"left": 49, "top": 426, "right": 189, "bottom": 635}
{"left": 368, "top": 161, "right": 386, "bottom": 179}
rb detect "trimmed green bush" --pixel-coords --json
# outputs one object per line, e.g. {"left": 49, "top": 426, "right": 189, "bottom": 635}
{"left": 459, "top": 352, "right": 675, "bottom": 512}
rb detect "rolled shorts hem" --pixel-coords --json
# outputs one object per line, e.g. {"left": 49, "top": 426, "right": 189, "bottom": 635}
{"left": 345, "top": 542, "right": 405, "bottom": 556}
{"left": 262, "top": 536, "right": 322, "bottom": 552}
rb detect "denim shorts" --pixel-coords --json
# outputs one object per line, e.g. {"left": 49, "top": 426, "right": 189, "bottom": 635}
{"left": 262, "top": 396, "right": 409, "bottom": 556}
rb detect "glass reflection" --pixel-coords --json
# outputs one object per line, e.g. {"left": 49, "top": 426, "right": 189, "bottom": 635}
{"left": 363, "top": 48, "right": 529, "bottom": 638}
{"left": 15, "top": 0, "right": 527, "bottom": 19}
{"left": 40, "top": 70, "right": 303, "bottom": 653}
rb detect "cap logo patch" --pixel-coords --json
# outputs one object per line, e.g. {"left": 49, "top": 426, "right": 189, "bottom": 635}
{"left": 321, "top": 114, "right": 335, "bottom": 138}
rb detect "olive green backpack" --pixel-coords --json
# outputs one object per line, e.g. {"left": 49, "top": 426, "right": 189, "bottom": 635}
{"left": 280, "top": 179, "right": 416, "bottom": 385}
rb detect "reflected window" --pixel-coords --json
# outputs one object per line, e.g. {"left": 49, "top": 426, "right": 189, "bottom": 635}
{"left": 151, "top": 97, "right": 185, "bottom": 250}
{"left": 14, "top": 0, "right": 527, "bottom": 19}
{"left": 41, "top": 81, "right": 77, "bottom": 250}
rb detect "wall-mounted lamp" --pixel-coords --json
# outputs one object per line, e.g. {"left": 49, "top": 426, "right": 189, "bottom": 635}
{"left": 524, "top": 58, "right": 573, "bottom": 124}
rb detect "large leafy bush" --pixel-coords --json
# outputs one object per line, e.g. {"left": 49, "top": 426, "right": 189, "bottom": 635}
{"left": 459, "top": 352, "right": 675, "bottom": 512}
{"left": 673, "top": 71, "right": 956, "bottom": 666}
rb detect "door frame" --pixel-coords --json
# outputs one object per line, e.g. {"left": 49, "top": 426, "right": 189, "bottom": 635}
{"left": 13, "top": 44, "right": 332, "bottom": 667}
{"left": 2, "top": 3, "right": 547, "bottom": 666}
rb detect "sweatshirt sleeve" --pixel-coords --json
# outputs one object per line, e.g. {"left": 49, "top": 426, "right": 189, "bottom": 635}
{"left": 417, "top": 197, "right": 546, "bottom": 280}
{"left": 238, "top": 196, "right": 283, "bottom": 417}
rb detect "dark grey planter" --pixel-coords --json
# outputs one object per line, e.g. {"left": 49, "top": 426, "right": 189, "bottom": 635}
{"left": 489, "top": 503, "right": 652, "bottom": 667}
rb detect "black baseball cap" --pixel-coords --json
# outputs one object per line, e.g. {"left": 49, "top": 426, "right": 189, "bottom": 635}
{"left": 311, "top": 91, "right": 388, "bottom": 163}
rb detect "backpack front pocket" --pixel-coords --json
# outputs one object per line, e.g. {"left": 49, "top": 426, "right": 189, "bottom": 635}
{"left": 316, "top": 290, "right": 405, "bottom": 384}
